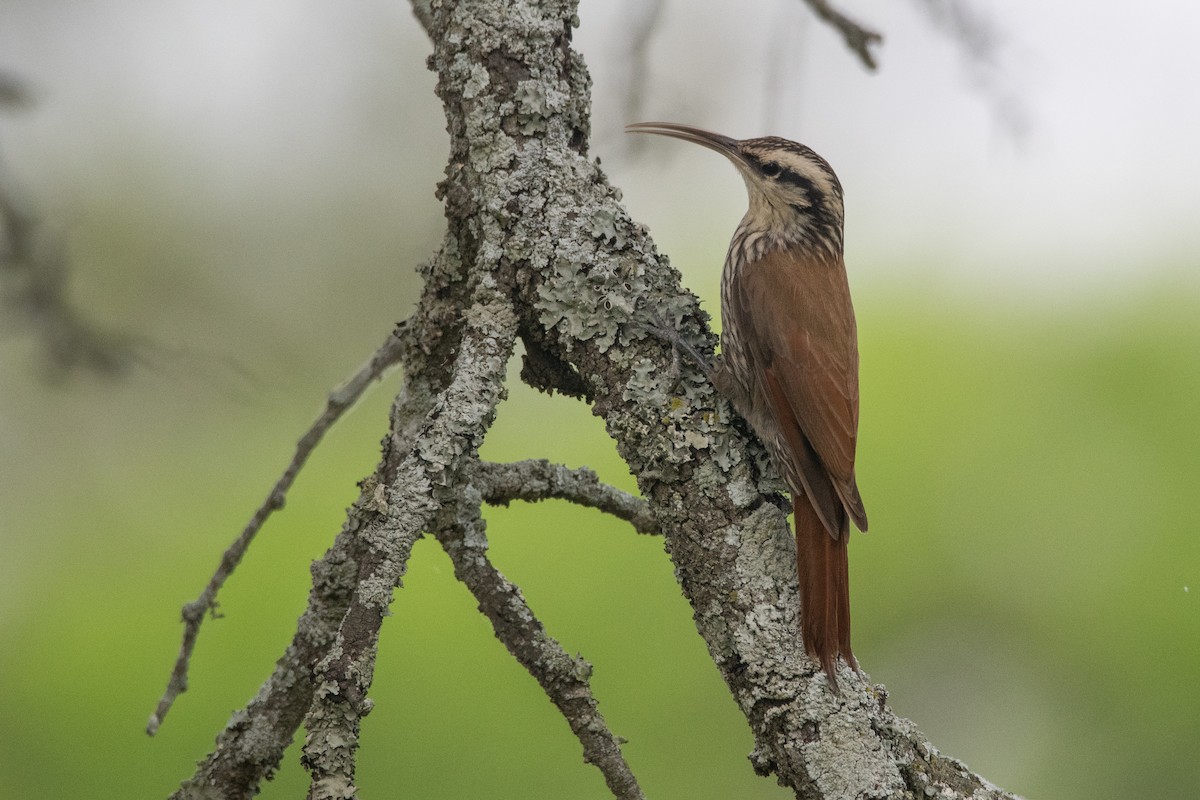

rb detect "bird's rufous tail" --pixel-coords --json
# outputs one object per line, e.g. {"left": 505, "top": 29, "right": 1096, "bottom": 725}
{"left": 794, "top": 497, "right": 857, "bottom": 692}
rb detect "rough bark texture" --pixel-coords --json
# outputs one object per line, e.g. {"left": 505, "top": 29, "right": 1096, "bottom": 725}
{"left": 166, "top": 2, "right": 1022, "bottom": 799}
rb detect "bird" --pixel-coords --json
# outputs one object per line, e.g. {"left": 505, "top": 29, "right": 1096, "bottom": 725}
{"left": 626, "top": 122, "right": 867, "bottom": 691}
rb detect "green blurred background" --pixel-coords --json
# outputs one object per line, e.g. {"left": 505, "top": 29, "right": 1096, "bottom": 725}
{"left": 1, "top": 2, "right": 1198, "bottom": 799}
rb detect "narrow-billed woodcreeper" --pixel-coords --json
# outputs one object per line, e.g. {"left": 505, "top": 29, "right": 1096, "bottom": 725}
{"left": 627, "top": 122, "right": 867, "bottom": 691}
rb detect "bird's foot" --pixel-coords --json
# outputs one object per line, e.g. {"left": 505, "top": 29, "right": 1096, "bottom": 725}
{"left": 639, "top": 313, "right": 716, "bottom": 386}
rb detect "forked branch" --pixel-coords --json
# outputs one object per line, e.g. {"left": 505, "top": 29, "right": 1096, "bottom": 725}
{"left": 300, "top": 287, "right": 519, "bottom": 795}
{"left": 435, "top": 493, "right": 645, "bottom": 800}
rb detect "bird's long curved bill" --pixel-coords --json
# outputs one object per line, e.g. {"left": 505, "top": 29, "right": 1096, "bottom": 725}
{"left": 625, "top": 122, "right": 739, "bottom": 160}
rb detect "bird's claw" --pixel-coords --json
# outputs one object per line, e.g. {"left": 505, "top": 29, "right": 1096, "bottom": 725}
{"left": 639, "top": 313, "right": 716, "bottom": 386}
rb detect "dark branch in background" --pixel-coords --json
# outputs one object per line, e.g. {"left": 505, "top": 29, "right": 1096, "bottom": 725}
{"left": 618, "top": 0, "right": 666, "bottom": 154}
{"left": 910, "top": 0, "right": 1030, "bottom": 143}
{"left": 800, "top": 0, "right": 884, "bottom": 70}
{"left": 0, "top": 76, "right": 139, "bottom": 381}
{"left": 1, "top": 74, "right": 256, "bottom": 391}
{"left": 147, "top": 329, "right": 404, "bottom": 735}
{"left": 0, "top": 71, "right": 33, "bottom": 110}
{"left": 623, "top": 0, "right": 876, "bottom": 156}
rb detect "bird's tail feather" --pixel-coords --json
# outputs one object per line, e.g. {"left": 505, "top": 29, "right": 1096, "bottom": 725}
{"left": 794, "top": 497, "right": 856, "bottom": 692}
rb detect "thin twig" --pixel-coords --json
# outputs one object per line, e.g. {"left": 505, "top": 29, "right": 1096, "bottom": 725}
{"left": 910, "top": 0, "right": 1030, "bottom": 143}
{"left": 800, "top": 0, "right": 884, "bottom": 70}
{"left": 147, "top": 329, "right": 405, "bottom": 735}
{"left": 435, "top": 495, "right": 645, "bottom": 800}
{"left": 476, "top": 459, "right": 659, "bottom": 535}
{"left": 620, "top": 0, "right": 666, "bottom": 151}
{"left": 165, "top": 269, "right": 464, "bottom": 796}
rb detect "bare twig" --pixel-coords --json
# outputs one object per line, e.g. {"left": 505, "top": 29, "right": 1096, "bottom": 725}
{"left": 147, "top": 329, "right": 405, "bottom": 735}
{"left": 476, "top": 459, "right": 659, "bottom": 534}
{"left": 619, "top": 0, "right": 667, "bottom": 152}
{"left": 910, "top": 0, "right": 1030, "bottom": 142}
{"left": 167, "top": 249, "right": 479, "bottom": 796}
{"left": 800, "top": 0, "right": 884, "bottom": 70}
{"left": 435, "top": 493, "right": 645, "bottom": 800}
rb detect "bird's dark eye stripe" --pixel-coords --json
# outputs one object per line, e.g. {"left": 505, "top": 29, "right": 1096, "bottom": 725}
{"left": 776, "top": 169, "right": 815, "bottom": 194}
{"left": 751, "top": 155, "right": 818, "bottom": 193}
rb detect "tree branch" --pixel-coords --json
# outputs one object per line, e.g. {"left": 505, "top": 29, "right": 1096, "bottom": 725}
{"left": 300, "top": 282, "right": 519, "bottom": 797}
{"left": 167, "top": 240, "right": 516, "bottom": 796}
{"left": 0, "top": 111, "right": 138, "bottom": 380}
{"left": 477, "top": 459, "right": 658, "bottom": 535}
{"left": 800, "top": 0, "right": 884, "bottom": 70}
{"left": 435, "top": 487, "right": 644, "bottom": 799}
{"left": 148, "top": 329, "right": 405, "bottom": 735}
{"left": 910, "top": 0, "right": 1030, "bottom": 142}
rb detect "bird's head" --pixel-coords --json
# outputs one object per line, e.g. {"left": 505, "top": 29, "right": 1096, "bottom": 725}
{"left": 626, "top": 122, "right": 844, "bottom": 256}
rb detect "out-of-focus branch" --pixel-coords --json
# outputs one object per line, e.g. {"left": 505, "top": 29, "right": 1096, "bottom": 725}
{"left": 0, "top": 83, "right": 138, "bottom": 380}
{"left": 0, "top": 72, "right": 34, "bottom": 108}
{"left": 800, "top": 0, "right": 884, "bottom": 70}
{"left": 910, "top": 0, "right": 1030, "bottom": 142}
{"left": 618, "top": 0, "right": 666, "bottom": 152}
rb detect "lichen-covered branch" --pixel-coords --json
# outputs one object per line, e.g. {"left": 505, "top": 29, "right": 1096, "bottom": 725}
{"left": 168, "top": 486, "right": 376, "bottom": 800}
{"left": 435, "top": 490, "right": 645, "bottom": 800}
{"left": 300, "top": 280, "right": 518, "bottom": 797}
{"left": 477, "top": 459, "right": 658, "bottom": 534}
{"left": 165, "top": 241, "right": 504, "bottom": 797}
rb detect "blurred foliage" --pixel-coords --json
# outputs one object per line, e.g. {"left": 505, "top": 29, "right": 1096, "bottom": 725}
{"left": 0, "top": 281, "right": 1197, "bottom": 799}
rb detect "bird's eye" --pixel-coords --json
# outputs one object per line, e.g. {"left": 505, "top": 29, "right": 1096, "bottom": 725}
{"left": 761, "top": 162, "right": 782, "bottom": 178}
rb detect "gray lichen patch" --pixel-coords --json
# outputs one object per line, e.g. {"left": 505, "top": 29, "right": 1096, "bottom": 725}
{"left": 513, "top": 80, "right": 569, "bottom": 134}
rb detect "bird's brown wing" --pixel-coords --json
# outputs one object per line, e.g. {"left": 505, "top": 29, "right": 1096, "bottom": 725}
{"left": 738, "top": 246, "right": 867, "bottom": 535}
